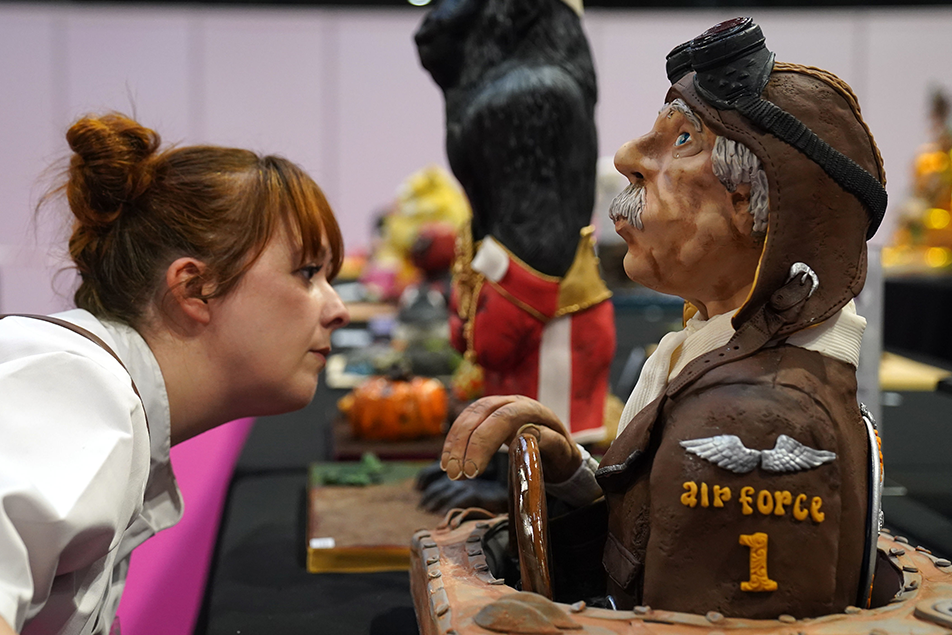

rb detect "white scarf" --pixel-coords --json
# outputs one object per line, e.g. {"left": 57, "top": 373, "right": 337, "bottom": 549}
{"left": 616, "top": 300, "right": 867, "bottom": 437}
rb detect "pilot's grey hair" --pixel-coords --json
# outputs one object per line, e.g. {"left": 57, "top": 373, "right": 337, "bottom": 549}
{"left": 669, "top": 99, "right": 769, "bottom": 237}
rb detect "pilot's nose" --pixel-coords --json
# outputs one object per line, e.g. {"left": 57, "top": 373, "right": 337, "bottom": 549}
{"left": 614, "top": 132, "right": 660, "bottom": 185}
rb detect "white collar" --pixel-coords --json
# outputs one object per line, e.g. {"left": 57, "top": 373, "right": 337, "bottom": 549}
{"left": 617, "top": 301, "right": 866, "bottom": 438}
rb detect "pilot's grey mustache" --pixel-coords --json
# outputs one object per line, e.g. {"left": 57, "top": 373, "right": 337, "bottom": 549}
{"left": 608, "top": 183, "right": 646, "bottom": 231}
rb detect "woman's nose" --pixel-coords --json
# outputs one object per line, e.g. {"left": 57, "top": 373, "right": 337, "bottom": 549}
{"left": 322, "top": 287, "right": 350, "bottom": 330}
{"left": 614, "top": 133, "right": 657, "bottom": 184}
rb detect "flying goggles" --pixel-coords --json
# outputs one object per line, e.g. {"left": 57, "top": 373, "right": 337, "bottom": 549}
{"left": 665, "top": 17, "right": 887, "bottom": 239}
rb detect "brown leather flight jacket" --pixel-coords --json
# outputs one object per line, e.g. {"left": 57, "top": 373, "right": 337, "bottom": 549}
{"left": 594, "top": 64, "right": 886, "bottom": 618}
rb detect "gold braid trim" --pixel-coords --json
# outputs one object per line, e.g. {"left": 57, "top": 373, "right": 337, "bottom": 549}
{"left": 486, "top": 280, "right": 550, "bottom": 323}
{"left": 452, "top": 223, "right": 484, "bottom": 363}
{"left": 553, "top": 226, "right": 613, "bottom": 317}
{"left": 452, "top": 224, "right": 613, "bottom": 352}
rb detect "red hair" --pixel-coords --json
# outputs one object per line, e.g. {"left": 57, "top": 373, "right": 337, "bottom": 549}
{"left": 46, "top": 112, "right": 343, "bottom": 325}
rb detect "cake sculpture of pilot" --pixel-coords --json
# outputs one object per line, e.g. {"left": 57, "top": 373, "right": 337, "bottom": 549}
{"left": 414, "top": 0, "right": 617, "bottom": 445}
{"left": 438, "top": 17, "right": 892, "bottom": 619}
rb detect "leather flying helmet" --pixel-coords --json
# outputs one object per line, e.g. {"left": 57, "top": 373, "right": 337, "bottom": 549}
{"left": 665, "top": 17, "right": 887, "bottom": 335}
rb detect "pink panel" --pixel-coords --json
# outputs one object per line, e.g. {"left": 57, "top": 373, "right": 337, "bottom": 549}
{"left": 865, "top": 8, "right": 952, "bottom": 246}
{"left": 202, "top": 8, "right": 329, "bottom": 207}
{"left": 335, "top": 9, "right": 449, "bottom": 254}
{"left": 115, "top": 418, "right": 255, "bottom": 635}
{"left": 63, "top": 7, "right": 192, "bottom": 145}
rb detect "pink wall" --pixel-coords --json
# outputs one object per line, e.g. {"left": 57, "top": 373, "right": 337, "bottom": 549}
{"left": 3, "top": 5, "right": 952, "bottom": 313}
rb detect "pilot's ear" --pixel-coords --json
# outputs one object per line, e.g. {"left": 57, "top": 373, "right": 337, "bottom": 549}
{"left": 729, "top": 183, "right": 754, "bottom": 238}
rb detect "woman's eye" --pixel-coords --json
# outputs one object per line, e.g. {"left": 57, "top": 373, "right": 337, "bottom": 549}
{"left": 299, "top": 264, "right": 323, "bottom": 281}
{"left": 675, "top": 132, "right": 691, "bottom": 147}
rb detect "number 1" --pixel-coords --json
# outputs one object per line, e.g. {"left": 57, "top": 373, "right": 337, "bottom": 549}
{"left": 739, "top": 532, "right": 777, "bottom": 592}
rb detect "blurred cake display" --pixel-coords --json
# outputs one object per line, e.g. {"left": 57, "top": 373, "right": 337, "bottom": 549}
{"left": 338, "top": 366, "right": 448, "bottom": 442}
{"left": 359, "top": 165, "right": 470, "bottom": 303}
{"left": 884, "top": 88, "right": 952, "bottom": 272}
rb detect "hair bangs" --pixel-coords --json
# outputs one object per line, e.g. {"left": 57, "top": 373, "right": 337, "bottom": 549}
{"left": 264, "top": 157, "right": 344, "bottom": 281}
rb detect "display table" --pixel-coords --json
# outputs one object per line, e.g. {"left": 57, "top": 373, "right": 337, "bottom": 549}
{"left": 195, "top": 302, "right": 952, "bottom": 635}
{"left": 884, "top": 274, "right": 952, "bottom": 366}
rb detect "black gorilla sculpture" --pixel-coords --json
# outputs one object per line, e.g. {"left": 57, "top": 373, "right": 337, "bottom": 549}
{"left": 413, "top": 0, "right": 616, "bottom": 514}
{"left": 414, "top": 0, "right": 598, "bottom": 276}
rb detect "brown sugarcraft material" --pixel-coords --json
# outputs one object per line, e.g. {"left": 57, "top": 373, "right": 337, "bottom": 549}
{"left": 307, "top": 477, "right": 443, "bottom": 573}
{"left": 411, "top": 516, "right": 952, "bottom": 635}
{"left": 601, "top": 347, "right": 867, "bottom": 617}
{"left": 595, "top": 50, "right": 888, "bottom": 618}
{"left": 309, "top": 478, "right": 442, "bottom": 548}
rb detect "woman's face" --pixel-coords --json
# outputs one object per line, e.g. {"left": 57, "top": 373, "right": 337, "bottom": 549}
{"left": 207, "top": 222, "right": 349, "bottom": 416}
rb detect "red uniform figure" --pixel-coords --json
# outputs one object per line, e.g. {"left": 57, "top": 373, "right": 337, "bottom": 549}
{"left": 450, "top": 226, "right": 615, "bottom": 442}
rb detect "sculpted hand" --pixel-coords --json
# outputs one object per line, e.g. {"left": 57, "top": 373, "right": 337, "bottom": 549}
{"left": 440, "top": 395, "right": 581, "bottom": 484}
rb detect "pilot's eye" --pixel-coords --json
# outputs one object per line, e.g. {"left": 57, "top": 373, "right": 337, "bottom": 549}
{"left": 675, "top": 132, "right": 691, "bottom": 147}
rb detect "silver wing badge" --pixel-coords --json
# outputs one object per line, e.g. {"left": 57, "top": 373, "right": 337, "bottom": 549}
{"left": 680, "top": 434, "right": 836, "bottom": 474}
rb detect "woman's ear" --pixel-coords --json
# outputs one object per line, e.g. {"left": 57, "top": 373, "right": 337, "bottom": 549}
{"left": 729, "top": 183, "right": 754, "bottom": 239}
{"left": 165, "top": 258, "right": 213, "bottom": 325}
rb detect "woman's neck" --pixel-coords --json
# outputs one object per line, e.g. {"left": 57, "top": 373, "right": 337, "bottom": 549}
{"left": 140, "top": 324, "right": 232, "bottom": 446}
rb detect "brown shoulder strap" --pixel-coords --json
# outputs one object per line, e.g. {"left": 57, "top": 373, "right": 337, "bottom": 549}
{"left": 1, "top": 314, "right": 150, "bottom": 431}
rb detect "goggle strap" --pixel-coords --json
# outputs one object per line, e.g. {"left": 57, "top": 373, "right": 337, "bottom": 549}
{"left": 736, "top": 95, "right": 887, "bottom": 239}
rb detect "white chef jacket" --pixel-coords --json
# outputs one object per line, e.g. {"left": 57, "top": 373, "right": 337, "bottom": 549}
{"left": 0, "top": 310, "right": 183, "bottom": 634}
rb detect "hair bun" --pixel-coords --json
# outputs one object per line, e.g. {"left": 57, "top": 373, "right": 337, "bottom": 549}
{"left": 66, "top": 113, "right": 161, "bottom": 227}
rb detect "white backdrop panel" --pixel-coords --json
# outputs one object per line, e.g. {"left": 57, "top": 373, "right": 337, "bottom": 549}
{"left": 0, "top": 5, "right": 58, "bottom": 245}
{"left": 335, "top": 8, "right": 447, "bottom": 252}
{"left": 0, "top": 6, "right": 66, "bottom": 313}
{"left": 63, "top": 7, "right": 193, "bottom": 149}
{"left": 866, "top": 7, "right": 952, "bottom": 245}
{"left": 201, "top": 8, "right": 330, "bottom": 193}
{"left": 1, "top": 4, "right": 951, "bottom": 311}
